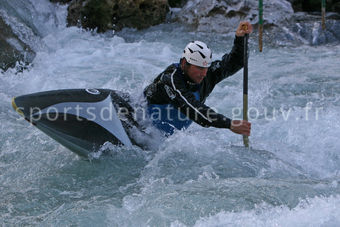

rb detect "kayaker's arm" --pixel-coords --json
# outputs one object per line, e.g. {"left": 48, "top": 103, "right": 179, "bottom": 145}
{"left": 170, "top": 76, "right": 251, "bottom": 135}
{"left": 207, "top": 21, "right": 253, "bottom": 86}
{"left": 166, "top": 69, "right": 232, "bottom": 129}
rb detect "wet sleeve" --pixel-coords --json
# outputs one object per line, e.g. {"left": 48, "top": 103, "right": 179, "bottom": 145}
{"left": 163, "top": 71, "right": 231, "bottom": 129}
{"left": 208, "top": 36, "right": 246, "bottom": 85}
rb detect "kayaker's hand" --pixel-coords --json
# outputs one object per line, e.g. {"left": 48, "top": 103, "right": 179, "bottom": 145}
{"left": 230, "top": 120, "right": 251, "bottom": 136}
{"left": 236, "top": 21, "right": 253, "bottom": 37}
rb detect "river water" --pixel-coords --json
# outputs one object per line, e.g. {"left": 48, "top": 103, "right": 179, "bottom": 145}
{"left": 1, "top": 1, "right": 340, "bottom": 226}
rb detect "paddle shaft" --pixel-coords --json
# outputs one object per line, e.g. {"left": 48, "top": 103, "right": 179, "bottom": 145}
{"left": 258, "top": 0, "right": 263, "bottom": 52}
{"left": 243, "top": 34, "right": 249, "bottom": 147}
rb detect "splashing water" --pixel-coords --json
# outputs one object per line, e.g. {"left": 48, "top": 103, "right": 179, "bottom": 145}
{"left": 1, "top": 0, "right": 340, "bottom": 226}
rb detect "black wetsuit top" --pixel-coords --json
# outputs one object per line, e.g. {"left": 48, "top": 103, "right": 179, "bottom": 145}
{"left": 143, "top": 36, "right": 245, "bottom": 131}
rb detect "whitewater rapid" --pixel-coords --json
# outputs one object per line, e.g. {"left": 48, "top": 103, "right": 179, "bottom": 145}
{"left": 1, "top": 0, "right": 340, "bottom": 226}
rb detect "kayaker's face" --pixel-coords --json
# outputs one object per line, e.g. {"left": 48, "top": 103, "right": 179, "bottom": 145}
{"left": 183, "top": 62, "right": 208, "bottom": 84}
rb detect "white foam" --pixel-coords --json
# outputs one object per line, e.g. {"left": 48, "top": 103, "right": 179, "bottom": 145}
{"left": 193, "top": 195, "right": 340, "bottom": 227}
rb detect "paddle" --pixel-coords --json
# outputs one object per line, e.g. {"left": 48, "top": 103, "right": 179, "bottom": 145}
{"left": 243, "top": 33, "right": 249, "bottom": 148}
{"left": 258, "top": 0, "right": 263, "bottom": 52}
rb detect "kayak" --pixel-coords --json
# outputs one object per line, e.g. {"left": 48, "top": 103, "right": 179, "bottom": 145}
{"left": 11, "top": 88, "right": 151, "bottom": 157}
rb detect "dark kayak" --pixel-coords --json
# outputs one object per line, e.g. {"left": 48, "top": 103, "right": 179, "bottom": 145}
{"left": 12, "top": 89, "right": 153, "bottom": 157}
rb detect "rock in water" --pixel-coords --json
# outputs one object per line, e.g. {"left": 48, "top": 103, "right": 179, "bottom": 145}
{"left": 0, "top": 16, "right": 35, "bottom": 72}
{"left": 66, "top": 0, "right": 169, "bottom": 32}
{"left": 173, "top": 0, "right": 294, "bottom": 33}
{"left": 170, "top": 0, "right": 340, "bottom": 46}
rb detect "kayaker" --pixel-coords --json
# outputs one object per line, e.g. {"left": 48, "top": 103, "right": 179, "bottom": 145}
{"left": 144, "top": 21, "right": 252, "bottom": 136}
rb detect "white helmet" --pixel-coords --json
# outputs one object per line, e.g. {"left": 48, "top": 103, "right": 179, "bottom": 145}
{"left": 182, "top": 41, "right": 212, "bottom": 67}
